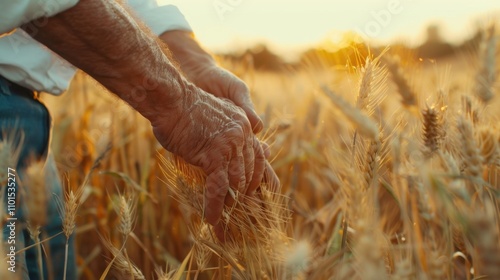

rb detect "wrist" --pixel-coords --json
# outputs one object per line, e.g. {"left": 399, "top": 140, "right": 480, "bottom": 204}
{"left": 108, "top": 58, "right": 189, "bottom": 125}
{"left": 159, "top": 30, "right": 216, "bottom": 79}
{"left": 139, "top": 76, "right": 189, "bottom": 126}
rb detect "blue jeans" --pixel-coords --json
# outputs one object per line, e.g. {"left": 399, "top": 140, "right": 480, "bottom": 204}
{"left": 0, "top": 76, "right": 76, "bottom": 280}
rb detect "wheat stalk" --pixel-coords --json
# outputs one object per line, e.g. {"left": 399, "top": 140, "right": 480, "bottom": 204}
{"left": 384, "top": 56, "right": 418, "bottom": 109}
{"left": 284, "top": 240, "right": 312, "bottom": 278}
{"left": 322, "top": 86, "right": 379, "bottom": 141}
{"left": 104, "top": 240, "right": 146, "bottom": 280}
{"left": 116, "top": 195, "right": 135, "bottom": 239}
{"left": 160, "top": 154, "right": 291, "bottom": 279}
{"left": 362, "top": 138, "right": 382, "bottom": 189}
{"left": 426, "top": 250, "right": 447, "bottom": 279}
{"left": 422, "top": 106, "right": 443, "bottom": 157}
{"left": 156, "top": 264, "right": 176, "bottom": 280}
{"left": 23, "top": 160, "right": 48, "bottom": 228}
{"left": 469, "top": 205, "right": 500, "bottom": 279}
{"left": 356, "top": 54, "right": 388, "bottom": 116}
{"left": 456, "top": 116, "right": 484, "bottom": 179}
{"left": 391, "top": 259, "right": 413, "bottom": 280}
{"left": 476, "top": 127, "right": 498, "bottom": 165}
{"left": 475, "top": 25, "right": 497, "bottom": 103}
{"left": 26, "top": 222, "right": 44, "bottom": 280}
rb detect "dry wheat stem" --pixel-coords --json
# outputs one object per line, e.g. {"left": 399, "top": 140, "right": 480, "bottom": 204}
{"left": 475, "top": 25, "right": 497, "bottom": 103}
{"left": 384, "top": 56, "right": 418, "bottom": 109}
{"left": 322, "top": 86, "right": 379, "bottom": 140}
{"left": 24, "top": 161, "right": 48, "bottom": 228}
{"left": 422, "top": 106, "right": 442, "bottom": 157}
{"left": 456, "top": 117, "right": 484, "bottom": 179}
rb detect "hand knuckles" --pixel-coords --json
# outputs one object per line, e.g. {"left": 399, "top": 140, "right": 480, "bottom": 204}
{"left": 206, "top": 187, "right": 226, "bottom": 199}
{"left": 233, "top": 82, "right": 250, "bottom": 98}
{"left": 228, "top": 162, "right": 243, "bottom": 177}
{"left": 225, "top": 125, "right": 245, "bottom": 140}
{"left": 206, "top": 182, "right": 227, "bottom": 199}
{"left": 254, "top": 148, "right": 265, "bottom": 161}
{"left": 235, "top": 108, "right": 251, "bottom": 125}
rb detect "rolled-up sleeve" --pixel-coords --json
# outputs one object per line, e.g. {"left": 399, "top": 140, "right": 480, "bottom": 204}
{"left": 0, "top": 0, "right": 79, "bottom": 34}
{"left": 126, "top": 0, "right": 192, "bottom": 36}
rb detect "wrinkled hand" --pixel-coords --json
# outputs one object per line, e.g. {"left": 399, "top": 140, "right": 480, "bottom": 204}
{"left": 189, "top": 65, "right": 264, "bottom": 133}
{"left": 151, "top": 84, "right": 271, "bottom": 228}
{"left": 159, "top": 30, "right": 263, "bottom": 133}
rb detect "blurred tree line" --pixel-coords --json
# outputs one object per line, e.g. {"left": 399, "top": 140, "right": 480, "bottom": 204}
{"left": 218, "top": 24, "right": 487, "bottom": 71}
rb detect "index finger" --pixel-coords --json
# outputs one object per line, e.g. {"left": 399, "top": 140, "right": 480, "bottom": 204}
{"left": 230, "top": 87, "right": 264, "bottom": 133}
{"left": 204, "top": 165, "right": 230, "bottom": 226}
{"left": 245, "top": 137, "right": 266, "bottom": 196}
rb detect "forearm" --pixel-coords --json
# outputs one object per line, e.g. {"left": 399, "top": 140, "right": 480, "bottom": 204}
{"left": 24, "top": 0, "right": 187, "bottom": 123}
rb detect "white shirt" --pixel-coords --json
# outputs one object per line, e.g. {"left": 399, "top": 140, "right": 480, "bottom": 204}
{"left": 0, "top": 0, "right": 192, "bottom": 94}
{"left": 0, "top": 0, "right": 80, "bottom": 34}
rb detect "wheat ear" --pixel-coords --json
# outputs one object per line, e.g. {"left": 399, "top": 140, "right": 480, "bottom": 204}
{"left": 475, "top": 25, "right": 497, "bottom": 103}
{"left": 322, "top": 86, "right": 379, "bottom": 140}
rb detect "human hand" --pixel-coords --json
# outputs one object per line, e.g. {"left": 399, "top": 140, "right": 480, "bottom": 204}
{"left": 151, "top": 83, "right": 273, "bottom": 229}
{"left": 160, "top": 30, "right": 263, "bottom": 133}
{"left": 189, "top": 66, "right": 264, "bottom": 134}
{"left": 27, "top": 0, "right": 278, "bottom": 237}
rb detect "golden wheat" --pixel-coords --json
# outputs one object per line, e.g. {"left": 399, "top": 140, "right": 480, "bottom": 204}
{"left": 22, "top": 24, "right": 500, "bottom": 279}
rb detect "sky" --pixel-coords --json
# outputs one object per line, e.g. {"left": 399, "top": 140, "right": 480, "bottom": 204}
{"left": 157, "top": 0, "right": 499, "bottom": 56}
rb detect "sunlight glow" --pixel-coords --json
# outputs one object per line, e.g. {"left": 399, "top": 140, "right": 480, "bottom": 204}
{"left": 157, "top": 0, "right": 499, "bottom": 54}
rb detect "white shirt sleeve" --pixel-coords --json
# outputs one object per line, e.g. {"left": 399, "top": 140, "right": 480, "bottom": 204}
{"left": 0, "top": 29, "right": 77, "bottom": 94}
{"left": 0, "top": 0, "right": 80, "bottom": 34}
{"left": 125, "top": 0, "right": 192, "bottom": 36}
{"left": 0, "top": 0, "right": 192, "bottom": 94}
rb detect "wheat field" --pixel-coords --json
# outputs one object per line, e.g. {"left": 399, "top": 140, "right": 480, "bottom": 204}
{"left": 1, "top": 26, "right": 499, "bottom": 279}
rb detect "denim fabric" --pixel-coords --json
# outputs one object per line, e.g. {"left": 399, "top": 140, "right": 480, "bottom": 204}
{"left": 0, "top": 76, "right": 76, "bottom": 280}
